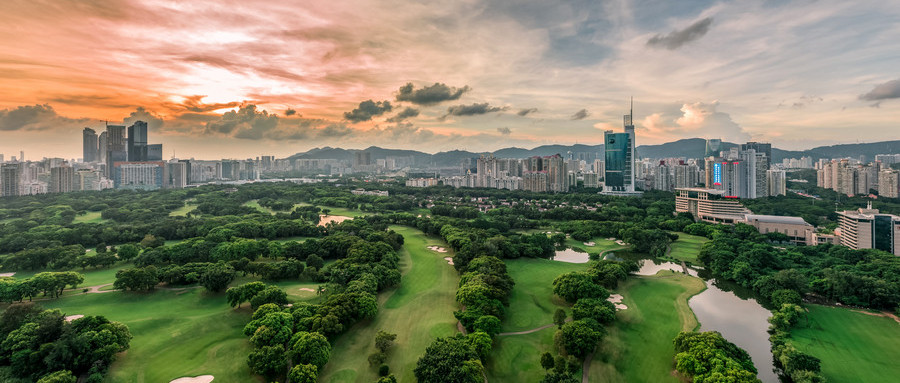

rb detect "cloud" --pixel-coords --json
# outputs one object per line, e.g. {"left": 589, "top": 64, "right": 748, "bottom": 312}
{"left": 0, "top": 104, "right": 89, "bottom": 131}
{"left": 639, "top": 101, "right": 750, "bottom": 143}
{"left": 285, "top": 108, "right": 297, "bottom": 116}
{"left": 123, "top": 107, "right": 164, "bottom": 131}
{"left": 497, "top": 127, "right": 511, "bottom": 135}
{"left": 859, "top": 78, "right": 900, "bottom": 101}
{"left": 387, "top": 107, "right": 420, "bottom": 122}
{"left": 647, "top": 17, "right": 713, "bottom": 50}
{"left": 395, "top": 82, "right": 470, "bottom": 105}
{"left": 344, "top": 99, "right": 393, "bottom": 123}
{"left": 205, "top": 104, "right": 279, "bottom": 139}
{"left": 444, "top": 103, "right": 507, "bottom": 117}
{"left": 517, "top": 108, "right": 538, "bottom": 116}
{"left": 570, "top": 109, "right": 590, "bottom": 120}
{"left": 177, "top": 95, "right": 243, "bottom": 113}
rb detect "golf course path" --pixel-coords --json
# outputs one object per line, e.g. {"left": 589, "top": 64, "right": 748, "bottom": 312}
{"left": 84, "top": 283, "right": 115, "bottom": 293}
{"left": 582, "top": 352, "right": 594, "bottom": 383}
{"left": 497, "top": 318, "right": 572, "bottom": 336}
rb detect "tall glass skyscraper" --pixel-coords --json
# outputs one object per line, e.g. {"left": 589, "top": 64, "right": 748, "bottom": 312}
{"left": 603, "top": 99, "right": 636, "bottom": 193}
{"left": 127, "top": 121, "right": 149, "bottom": 161}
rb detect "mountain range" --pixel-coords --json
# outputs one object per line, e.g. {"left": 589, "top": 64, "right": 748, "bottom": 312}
{"left": 289, "top": 138, "right": 900, "bottom": 167}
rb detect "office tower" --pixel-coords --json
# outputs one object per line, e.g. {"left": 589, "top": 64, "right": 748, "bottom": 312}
{"left": 147, "top": 144, "right": 163, "bottom": 161}
{"left": 837, "top": 203, "right": 900, "bottom": 255}
{"left": 705, "top": 138, "right": 722, "bottom": 157}
{"left": 19, "top": 151, "right": 24, "bottom": 162}
{"left": 740, "top": 142, "right": 772, "bottom": 163}
{"left": 1, "top": 164, "right": 20, "bottom": 197}
{"left": 105, "top": 125, "right": 127, "bottom": 177}
{"left": 82, "top": 128, "right": 99, "bottom": 162}
{"left": 178, "top": 159, "right": 192, "bottom": 184}
{"left": 547, "top": 154, "right": 568, "bottom": 192}
{"left": 767, "top": 169, "right": 786, "bottom": 196}
{"left": 114, "top": 162, "right": 166, "bottom": 190}
{"left": 127, "top": 121, "right": 148, "bottom": 161}
{"left": 98, "top": 131, "right": 108, "bottom": 163}
{"left": 879, "top": 170, "right": 899, "bottom": 198}
{"left": 49, "top": 166, "right": 75, "bottom": 193}
{"left": 603, "top": 100, "right": 636, "bottom": 193}
{"left": 166, "top": 161, "right": 187, "bottom": 189}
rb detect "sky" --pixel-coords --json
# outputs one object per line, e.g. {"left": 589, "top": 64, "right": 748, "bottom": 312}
{"left": 1, "top": 0, "right": 899, "bottom": 160}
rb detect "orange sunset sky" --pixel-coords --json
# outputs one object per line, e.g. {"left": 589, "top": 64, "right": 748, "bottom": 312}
{"left": 1, "top": 0, "right": 899, "bottom": 160}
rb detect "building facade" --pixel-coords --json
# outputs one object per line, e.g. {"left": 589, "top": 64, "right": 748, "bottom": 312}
{"left": 837, "top": 204, "right": 900, "bottom": 256}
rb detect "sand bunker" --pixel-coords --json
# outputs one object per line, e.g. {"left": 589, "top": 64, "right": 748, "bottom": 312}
{"left": 607, "top": 294, "right": 627, "bottom": 310}
{"left": 318, "top": 215, "right": 351, "bottom": 227}
{"left": 583, "top": 242, "right": 595, "bottom": 246}
{"left": 444, "top": 257, "right": 455, "bottom": 265}
{"left": 0, "top": 272, "right": 15, "bottom": 277}
{"left": 299, "top": 288, "right": 316, "bottom": 292}
{"left": 427, "top": 246, "right": 448, "bottom": 253}
{"left": 64, "top": 315, "right": 84, "bottom": 322}
{"left": 615, "top": 240, "right": 626, "bottom": 246}
{"left": 170, "top": 376, "right": 214, "bottom": 383}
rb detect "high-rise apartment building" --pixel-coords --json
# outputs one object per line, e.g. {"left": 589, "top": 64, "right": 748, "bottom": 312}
{"left": 83, "top": 128, "right": 99, "bottom": 162}
{"left": 879, "top": 169, "right": 899, "bottom": 198}
{"left": 166, "top": 161, "right": 188, "bottom": 189}
{"left": 98, "top": 131, "right": 108, "bottom": 164}
{"left": 49, "top": 165, "right": 75, "bottom": 193}
{"left": 837, "top": 204, "right": 900, "bottom": 256}
{"left": 113, "top": 161, "right": 166, "bottom": 190}
{"left": 674, "top": 163, "right": 700, "bottom": 189}
{"left": 767, "top": 169, "right": 786, "bottom": 196}
{"left": 1, "top": 163, "right": 20, "bottom": 197}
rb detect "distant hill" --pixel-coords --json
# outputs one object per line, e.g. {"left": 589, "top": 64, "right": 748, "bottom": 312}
{"left": 288, "top": 139, "right": 900, "bottom": 167}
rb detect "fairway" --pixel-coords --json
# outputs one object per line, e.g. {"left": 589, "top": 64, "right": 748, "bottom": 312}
{"left": 589, "top": 271, "right": 706, "bottom": 383}
{"left": 73, "top": 211, "right": 109, "bottom": 224}
{"left": 13, "top": 261, "right": 131, "bottom": 287}
{"left": 169, "top": 203, "right": 197, "bottom": 217}
{"left": 667, "top": 232, "right": 707, "bottom": 263}
{"left": 317, "top": 226, "right": 459, "bottom": 383}
{"left": 38, "top": 288, "right": 264, "bottom": 383}
{"left": 791, "top": 305, "right": 900, "bottom": 383}
{"left": 565, "top": 237, "right": 627, "bottom": 256}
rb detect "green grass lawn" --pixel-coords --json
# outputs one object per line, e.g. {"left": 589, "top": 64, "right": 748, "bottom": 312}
{"left": 485, "top": 258, "right": 587, "bottom": 382}
{"left": 589, "top": 271, "right": 706, "bottom": 382}
{"left": 38, "top": 288, "right": 263, "bottom": 383}
{"left": 12, "top": 262, "right": 131, "bottom": 287}
{"left": 565, "top": 237, "right": 628, "bottom": 256}
{"left": 317, "top": 206, "right": 368, "bottom": 218}
{"left": 168, "top": 204, "right": 197, "bottom": 217}
{"left": 790, "top": 305, "right": 900, "bottom": 383}
{"left": 667, "top": 232, "right": 708, "bottom": 263}
{"left": 73, "top": 211, "right": 109, "bottom": 224}
{"left": 242, "top": 200, "right": 275, "bottom": 215}
{"left": 317, "top": 226, "right": 460, "bottom": 383}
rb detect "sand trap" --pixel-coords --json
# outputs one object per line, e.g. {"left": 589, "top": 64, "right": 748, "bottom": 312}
{"left": 615, "top": 240, "right": 626, "bottom": 245}
{"left": 427, "top": 246, "right": 448, "bottom": 253}
{"left": 607, "top": 294, "right": 627, "bottom": 310}
{"left": 170, "top": 376, "right": 214, "bottom": 383}
{"left": 583, "top": 242, "right": 595, "bottom": 246}
{"left": 64, "top": 315, "right": 84, "bottom": 322}
{"left": 0, "top": 272, "right": 14, "bottom": 277}
{"left": 318, "top": 215, "right": 351, "bottom": 227}
{"left": 299, "top": 288, "right": 316, "bottom": 292}
{"left": 444, "top": 257, "right": 455, "bottom": 265}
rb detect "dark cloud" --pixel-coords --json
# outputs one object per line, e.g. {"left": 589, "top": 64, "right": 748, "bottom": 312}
{"left": 178, "top": 95, "right": 243, "bottom": 113}
{"left": 497, "top": 127, "right": 511, "bottom": 135}
{"left": 0, "top": 104, "right": 89, "bottom": 131}
{"left": 387, "top": 107, "right": 420, "bottom": 123}
{"left": 444, "top": 103, "right": 507, "bottom": 118}
{"left": 285, "top": 108, "right": 297, "bottom": 116}
{"left": 859, "top": 78, "right": 900, "bottom": 101}
{"left": 570, "top": 109, "right": 590, "bottom": 120}
{"left": 47, "top": 94, "right": 134, "bottom": 109}
{"left": 205, "top": 104, "right": 279, "bottom": 139}
{"left": 517, "top": 108, "right": 538, "bottom": 116}
{"left": 647, "top": 17, "right": 713, "bottom": 50}
{"left": 123, "top": 107, "right": 164, "bottom": 131}
{"left": 396, "top": 82, "right": 470, "bottom": 105}
{"left": 344, "top": 99, "right": 393, "bottom": 123}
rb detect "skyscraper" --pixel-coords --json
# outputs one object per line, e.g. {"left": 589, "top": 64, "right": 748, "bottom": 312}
{"left": 105, "top": 124, "right": 127, "bottom": 177}
{"left": 127, "top": 121, "right": 148, "bottom": 161}
{"left": 1, "top": 163, "right": 20, "bottom": 197}
{"left": 50, "top": 165, "right": 75, "bottom": 193}
{"left": 705, "top": 139, "right": 722, "bottom": 157}
{"left": 603, "top": 100, "right": 636, "bottom": 193}
{"left": 98, "top": 131, "right": 108, "bottom": 163}
{"left": 82, "top": 128, "right": 98, "bottom": 162}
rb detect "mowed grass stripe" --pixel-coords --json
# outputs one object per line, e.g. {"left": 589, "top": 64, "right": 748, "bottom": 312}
{"left": 791, "top": 304, "right": 900, "bottom": 383}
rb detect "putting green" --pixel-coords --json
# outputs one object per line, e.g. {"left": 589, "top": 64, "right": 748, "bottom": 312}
{"left": 317, "top": 226, "right": 459, "bottom": 383}
{"left": 791, "top": 304, "right": 900, "bottom": 383}
{"left": 667, "top": 232, "right": 707, "bottom": 263}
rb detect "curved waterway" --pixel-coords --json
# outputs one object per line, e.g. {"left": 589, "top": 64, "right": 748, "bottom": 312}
{"left": 629, "top": 257, "right": 776, "bottom": 382}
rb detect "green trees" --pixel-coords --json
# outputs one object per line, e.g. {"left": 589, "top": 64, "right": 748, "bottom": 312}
{"left": 369, "top": 330, "right": 398, "bottom": 368}
{"left": 290, "top": 332, "right": 331, "bottom": 369}
{"left": 571, "top": 298, "right": 617, "bottom": 325}
{"left": 113, "top": 266, "right": 159, "bottom": 291}
{"left": 673, "top": 331, "right": 760, "bottom": 383}
{"left": 473, "top": 315, "right": 501, "bottom": 336}
{"left": 288, "top": 364, "right": 318, "bottom": 383}
{"left": 552, "top": 272, "right": 608, "bottom": 303}
{"left": 553, "top": 309, "right": 567, "bottom": 328}
{"left": 247, "top": 345, "right": 287, "bottom": 381}
{"left": 0, "top": 305, "right": 131, "bottom": 382}
{"left": 116, "top": 243, "right": 140, "bottom": 260}
{"left": 198, "top": 263, "right": 235, "bottom": 292}
{"left": 559, "top": 319, "right": 605, "bottom": 358}
{"left": 226, "top": 281, "right": 267, "bottom": 308}
{"left": 414, "top": 334, "right": 484, "bottom": 383}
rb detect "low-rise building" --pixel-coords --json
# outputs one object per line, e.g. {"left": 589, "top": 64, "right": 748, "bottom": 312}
{"left": 836, "top": 203, "right": 900, "bottom": 256}
{"left": 675, "top": 188, "right": 752, "bottom": 224}
{"left": 743, "top": 214, "right": 813, "bottom": 245}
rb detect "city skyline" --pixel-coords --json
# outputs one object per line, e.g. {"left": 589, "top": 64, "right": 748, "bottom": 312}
{"left": 2, "top": 0, "right": 900, "bottom": 159}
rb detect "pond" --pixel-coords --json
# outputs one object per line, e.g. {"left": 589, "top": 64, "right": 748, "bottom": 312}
{"left": 552, "top": 248, "right": 590, "bottom": 263}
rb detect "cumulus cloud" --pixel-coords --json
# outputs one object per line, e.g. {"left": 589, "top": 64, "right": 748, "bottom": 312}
{"left": 497, "top": 127, "right": 511, "bottom": 135}
{"left": 396, "top": 82, "right": 470, "bottom": 105}
{"left": 640, "top": 101, "right": 750, "bottom": 143}
{"left": 647, "top": 17, "right": 713, "bottom": 50}
{"left": 0, "top": 104, "right": 89, "bottom": 131}
{"left": 570, "top": 109, "right": 590, "bottom": 120}
{"left": 205, "top": 104, "right": 279, "bottom": 139}
{"left": 176, "top": 95, "right": 243, "bottom": 113}
{"left": 444, "top": 103, "right": 507, "bottom": 118}
{"left": 387, "top": 107, "right": 420, "bottom": 122}
{"left": 517, "top": 108, "right": 538, "bottom": 116}
{"left": 344, "top": 99, "right": 393, "bottom": 123}
{"left": 859, "top": 78, "right": 900, "bottom": 101}
{"left": 123, "top": 107, "right": 164, "bottom": 131}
